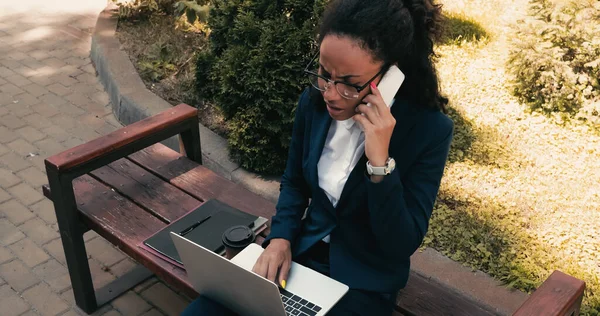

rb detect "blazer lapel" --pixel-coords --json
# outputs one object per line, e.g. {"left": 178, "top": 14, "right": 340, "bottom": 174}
{"left": 308, "top": 106, "right": 335, "bottom": 215}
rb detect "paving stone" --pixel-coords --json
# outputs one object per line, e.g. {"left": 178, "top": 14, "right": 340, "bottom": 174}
{"left": 66, "top": 125, "right": 99, "bottom": 142}
{"left": 0, "top": 284, "right": 30, "bottom": 316}
{"left": 0, "top": 167, "right": 21, "bottom": 187}
{"left": 140, "top": 309, "right": 165, "bottom": 316}
{"left": 0, "top": 66, "right": 16, "bottom": 77}
{"left": 95, "top": 123, "right": 118, "bottom": 135}
{"left": 0, "top": 199, "right": 35, "bottom": 225}
{"left": 40, "top": 125, "right": 70, "bottom": 143}
{"left": 22, "top": 83, "right": 49, "bottom": 97}
{"left": 16, "top": 166, "right": 47, "bottom": 188}
{"left": 22, "top": 113, "right": 53, "bottom": 129}
{"left": 19, "top": 310, "right": 40, "bottom": 316}
{"left": 62, "top": 137, "right": 84, "bottom": 149}
{"left": 0, "top": 143, "right": 8, "bottom": 156}
{"left": 0, "top": 59, "right": 22, "bottom": 70}
{"left": 23, "top": 283, "right": 70, "bottom": 316}
{"left": 34, "top": 138, "right": 67, "bottom": 156}
{"left": 0, "top": 188, "right": 10, "bottom": 203}
{"left": 89, "top": 258, "right": 116, "bottom": 289}
{"left": 7, "top": 138, "right": 38, "bottom": 156}
{"left": 38, "top": 93, "right": 67, "bottom": 107}
{"left": 69, "top": 82, "right": 100, "bottom": 95}
{"left": 32, "top": 259, "right": 71, "bottom": 293}
{"left": 0, "top": 246, "right": 14, "bottom": 264}
{"left": 48, "top": 74, "right": 78, "bottom": 87}
{"left": 49, "top": 114, "right": 77, "bottom": 130}
{"left": 0, "top": 259, "right": 40, "bottom": 291}
{"left": 41, "top": 57, "right": 67, "bottom": 69}
{"left": 0, "top": 125, "right": 19, "bottom": 143}
{"left": 31, "top": 102, "right": 61, "bottom": 118}
{"left": 0, "top": 218, "right": 26, "bottom": 245}
{"left": 90, "top": 91, "right": 109, "bottom": 106}
{"left": 11, "top": 65, "right": 37, "bottom": 78}
{"left": 112, "top": 291, "right": 152, "bottom": 316}
{"left": 6, "top": 51, "right": 29, "bottom": 61}
{"left": 102, "top": 311, "right": 122, "bottom": 316}
{"left": 86, "top": 238, "right": 126, "bottom": 267}
{"left": 2, "top": 101, "right": 34, "bottom": 117}
{"left": 46, "top": 83, "right": 72, "bottom": 96}
{"left": 44, "top": 238, "right": 65, "bottom": 265}
{"left": 9, "top": 238, "right": 50, "bottom": 268}
{"left": 0, "top": 83, "right": 25, "bottom": 96}
{"left": 7, "top": 182, "right": 44, "bottom": 206}
{"left": 13, "top": 92, "right": 41, "bottom": 107}
{"left": 30, "top": 199, "right": 57, "bottom": 225}
{"left": 141, "top": 283, "right": 189, "bottom": 316}
{"left": 107, "top": 258, "right": 136, "bottom": 278}
{"left": 5, "top": 73, "right": 33, "bottom": 86}
{"left": 0, "top": 152, "right": 32, "bottom": 171}
{"left": 134, "top": 277, "right": 158, "bottom": 294}
{"left": 0, "top": 114, "right": 26, "bottom": 129}
{"left": 75, "top": 73, "right": 97, "bottom": 85}
{"left": 16, "top": 126, "right": 45, "bottom": 142}
{"left": 28, "top": 50, "right": 51, "bottom": 61}
{"left": 20, "top": 217, "right": 59, "bottom": 245}
{"left": 21, "top": 58, "right": 46, "bottom": 72}
{"left": 56, "top": 102, "right": 86, "bottom": 117}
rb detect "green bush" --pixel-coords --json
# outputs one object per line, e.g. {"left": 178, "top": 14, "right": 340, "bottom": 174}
{"left": 196, "top": 0, "right": 327, "bottom": 174}
{"left": 508, "top": 0, "right": 600, "bottom": 117}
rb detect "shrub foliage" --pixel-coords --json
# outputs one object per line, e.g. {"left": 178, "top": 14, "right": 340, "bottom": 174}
{"left": 508, "top": 0, "right": 600, "bottom": 118}
{"left": 196, "top": 0, "right": 326, "bottom": 174}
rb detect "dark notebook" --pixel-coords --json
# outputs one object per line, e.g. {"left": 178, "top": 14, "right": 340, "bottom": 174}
{"left": 143, "top": 199, "right": 258, "bottom": 264}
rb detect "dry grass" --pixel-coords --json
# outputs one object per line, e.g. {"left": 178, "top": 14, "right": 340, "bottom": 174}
{"left": 425, "top": 0, "right": 600, "bottom": 313}
{"left": 116, "top": 13, "right": 228, "bottom": 136}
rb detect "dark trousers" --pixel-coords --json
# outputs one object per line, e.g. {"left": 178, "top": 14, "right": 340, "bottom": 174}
{"left": 181, "top": 241, "right": 397, "bottom": 316}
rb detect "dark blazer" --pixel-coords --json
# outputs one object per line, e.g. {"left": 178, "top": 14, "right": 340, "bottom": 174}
{"left": 263, "top": 87, "right": 453, "bottom": 293}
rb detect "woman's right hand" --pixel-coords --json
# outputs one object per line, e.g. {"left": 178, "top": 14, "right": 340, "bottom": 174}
{"left": 252, "top": 238, "right": 292, "bottom": 288}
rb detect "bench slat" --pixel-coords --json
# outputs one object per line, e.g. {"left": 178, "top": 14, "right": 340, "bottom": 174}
{"left": 71, "top": 174, "right": 197, "bottom": 297}
{"left": 90, "top": 158, "right": 202, "bottom": 224}
{"left": 129, "top": 144, "right": 276, "bottom": 227}
{"left": 397, "top": 272, "right": 496, "bottom": 316}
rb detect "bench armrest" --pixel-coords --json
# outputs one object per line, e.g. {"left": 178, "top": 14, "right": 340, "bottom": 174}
{"left": 45, "top": 103, "right": 200, "bottom": 176}
{"left": 513, "top": 270, "right": 586, "bottom": 316}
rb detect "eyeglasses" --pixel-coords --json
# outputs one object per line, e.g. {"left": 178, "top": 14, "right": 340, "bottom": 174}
{"left": 303, "top": 52, "right": 387, "bottom": 99}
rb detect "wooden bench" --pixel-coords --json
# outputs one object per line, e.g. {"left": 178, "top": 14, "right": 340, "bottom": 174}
{"left": 42, "top": 104, "right": 586, "bottom": 315}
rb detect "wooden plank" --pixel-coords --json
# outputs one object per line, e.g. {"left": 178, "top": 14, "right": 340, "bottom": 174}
{"left": 129, "top": 144, "right": 276, "bottom": 226}
{"left": 513, "top": 270, "right": 585, "bottom": 316}
{"left": 90, "top": 158, "right": 202, "bottom": 224}
{"left": 70, "top": 175, "right": 197, "bottom": 298}
{"left": 396, "top": 271, "right": 496, "bottom": 316}
{"left": 45, "top": 104, "right": 197, "bottom": 172}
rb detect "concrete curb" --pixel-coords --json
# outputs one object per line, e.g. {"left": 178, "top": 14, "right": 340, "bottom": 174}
{"left": 89, "top": 4, "right": 528, "bottom": 315}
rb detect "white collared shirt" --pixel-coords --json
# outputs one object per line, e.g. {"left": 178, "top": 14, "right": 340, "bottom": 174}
{"left": 317, "top": 117, "right": 365, "bottom": 243}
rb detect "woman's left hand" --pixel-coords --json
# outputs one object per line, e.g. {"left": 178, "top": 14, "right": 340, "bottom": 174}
{"left": 353, "top": 82, "right": 396, "bottom": 167}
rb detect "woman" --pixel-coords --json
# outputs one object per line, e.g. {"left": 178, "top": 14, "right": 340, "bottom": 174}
{"left": 182, "top": 0, "right": 452, "bottom": 315}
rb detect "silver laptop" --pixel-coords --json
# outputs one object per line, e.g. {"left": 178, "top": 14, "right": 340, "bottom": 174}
{"left": 171, "top": 232, "right": 349, "bottom": 316}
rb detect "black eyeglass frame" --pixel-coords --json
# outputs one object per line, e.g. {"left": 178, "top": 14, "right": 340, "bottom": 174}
{"left": 303, "top": 52, "right": 389, "bottom": 98}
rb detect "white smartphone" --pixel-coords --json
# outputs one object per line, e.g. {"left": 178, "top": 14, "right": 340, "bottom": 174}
{"left": 376, "top": 65, "right": 405, "bottom": 108}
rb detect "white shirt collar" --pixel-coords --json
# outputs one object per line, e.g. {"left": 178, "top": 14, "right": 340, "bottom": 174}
{"left": 339, "top": 117, "right": 356, "bottom": 130}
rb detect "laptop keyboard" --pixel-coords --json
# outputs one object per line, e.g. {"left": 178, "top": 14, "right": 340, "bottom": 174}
{"left": 279, "top": 288, "right": 322, "bottom": 316}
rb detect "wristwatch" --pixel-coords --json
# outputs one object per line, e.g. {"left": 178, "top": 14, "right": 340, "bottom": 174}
{"left": 366, "top": 157, "right": 396, "bottom": 176}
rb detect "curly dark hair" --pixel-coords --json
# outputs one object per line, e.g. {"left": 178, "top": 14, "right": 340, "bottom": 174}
{"left": 318, "top": 0, "right": 448, "bottom": 113}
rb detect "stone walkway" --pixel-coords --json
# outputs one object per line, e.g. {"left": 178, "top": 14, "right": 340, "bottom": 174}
{"left": 0, "top": 1, "right": 190, "bottom": 315}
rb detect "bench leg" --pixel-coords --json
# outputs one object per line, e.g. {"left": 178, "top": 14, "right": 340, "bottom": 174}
{"left": 46, "top": 171, "right": 98, "bottom": 313}
{"left": 180, "top": 122, "right": 202, "bottom": 164}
